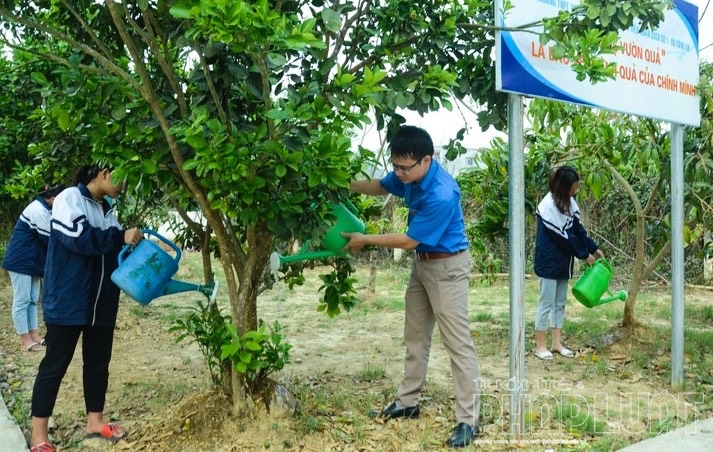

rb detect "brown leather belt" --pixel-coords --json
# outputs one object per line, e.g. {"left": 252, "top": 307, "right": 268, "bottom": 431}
{"left": 415, "top": 249, "right": 466, "bottom": 260}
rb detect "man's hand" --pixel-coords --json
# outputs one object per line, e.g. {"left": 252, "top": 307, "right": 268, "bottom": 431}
{"left": 341, "top": 232, "right": 367, "bottom": 253}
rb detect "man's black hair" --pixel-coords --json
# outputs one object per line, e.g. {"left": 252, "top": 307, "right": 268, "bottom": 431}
{"left": 388, "top": 125, "right": 434, "bottom": 160}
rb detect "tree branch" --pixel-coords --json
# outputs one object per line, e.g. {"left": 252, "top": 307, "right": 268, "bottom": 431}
{"left": 332, "top": 0, "right": 370, "bottom": 64}
{"left": 125, "top": 8, "right": 188, "bottom": 117}
{"left": 641, "top": 176, "right": 662, "bottom": 217}
{"left": 195, "top": 46, "right": 229, "bottom": 125}
{"left": 0, "top": 6, "right": 142, "bottom": 92}
{"left": 0, "top": 37, "right": 114, "bottom": 78}
{"left": 642, "top": 239, "right": 672, "bottom": 280}
{"left": 60, "top": 0, "right": 114, "bottom": 60}
{"left": 603, "top": 159, "right": 642, "bottom": 213}
{"left": 255, "top": 55, "right": 276, "bottom": 138}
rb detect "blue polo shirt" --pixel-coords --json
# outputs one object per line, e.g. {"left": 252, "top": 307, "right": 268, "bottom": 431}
{"left": 380, "top": 160, "right": 468, "bottom": 253}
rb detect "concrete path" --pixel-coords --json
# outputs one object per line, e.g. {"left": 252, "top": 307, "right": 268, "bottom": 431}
{"left": 618, "top": 415, "right": 713, "bottom": 451}
{"left": 0, "top": 395, "right": 28, "bottom": 451}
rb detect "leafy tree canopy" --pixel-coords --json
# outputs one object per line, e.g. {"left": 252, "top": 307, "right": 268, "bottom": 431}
{"left": 0, "top": 0, "right": 672, "bottom": 403}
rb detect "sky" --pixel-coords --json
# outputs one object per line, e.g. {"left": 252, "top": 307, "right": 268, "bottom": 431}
{"left": 355, "top": 0, "right": 713, "bottom": 151}
{"left": 697, "top": 0, "right": 713, "bottom": 60}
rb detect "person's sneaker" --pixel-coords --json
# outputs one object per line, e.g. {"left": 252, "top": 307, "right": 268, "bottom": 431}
{"left": 379, "top": 401, "right": 420, "bottom": 419}
{"left": 446, "top": 422, "right": 480, "bottom": 448}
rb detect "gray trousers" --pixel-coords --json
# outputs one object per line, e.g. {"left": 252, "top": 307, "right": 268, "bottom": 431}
{"left": 535, "top": 277, "right": 569, "bottom": 330}
{"left": 396, "top": 251, "right": 480, "bottom": 426}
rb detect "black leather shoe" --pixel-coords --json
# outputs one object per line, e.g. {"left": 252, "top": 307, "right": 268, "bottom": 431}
{"left": 379, "top": 401, "right": 420, "bottom": 419}
{"left": 447, "top": 422, "right": 480, "bottom": 448}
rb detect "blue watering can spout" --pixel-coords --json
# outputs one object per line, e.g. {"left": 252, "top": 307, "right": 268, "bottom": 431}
{"left": 111, "top": 229, "right": 218, "bottom": 305}
{"left": 162, "top": 280, "right": 219, "bottom": 303}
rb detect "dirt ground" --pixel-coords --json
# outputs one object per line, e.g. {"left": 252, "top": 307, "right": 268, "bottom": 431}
{"left": 1, "top": 256, "right": 710, "bottom": 451}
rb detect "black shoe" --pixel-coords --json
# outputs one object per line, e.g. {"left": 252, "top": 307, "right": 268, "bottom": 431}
{"left": 379, "top": 401, "right": 420, "bottom": 419}
{"left": 447, "top": 422, "right": 480, "bottom": 448}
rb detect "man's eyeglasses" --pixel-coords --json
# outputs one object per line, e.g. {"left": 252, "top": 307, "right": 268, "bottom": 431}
{"left": 392, "top": 158, "right": 423, "bottom": 174}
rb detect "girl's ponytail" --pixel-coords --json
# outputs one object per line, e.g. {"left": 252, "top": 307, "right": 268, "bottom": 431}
{"left": 74, "top": 165, "right": 103, "bottom": 185}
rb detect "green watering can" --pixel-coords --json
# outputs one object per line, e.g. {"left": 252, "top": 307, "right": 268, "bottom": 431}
{"left": 572, "top": 258, "right": 627, "bottom": 308}
{"left": 270, "top": 201, "right": 365, "bottom": 272}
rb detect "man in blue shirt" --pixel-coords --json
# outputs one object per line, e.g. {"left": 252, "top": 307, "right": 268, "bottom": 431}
{"left": 342, "top": 125, "right": 481, "bottom": 448}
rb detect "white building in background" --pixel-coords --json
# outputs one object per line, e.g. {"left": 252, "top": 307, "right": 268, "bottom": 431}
{"left": 156, "top": 210, "right": 206, "bottom": 243}
{"left": 435, "top": 146, "right": 484, "bottom": 176}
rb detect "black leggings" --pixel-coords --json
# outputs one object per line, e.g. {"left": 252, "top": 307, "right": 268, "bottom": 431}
{"left": 31, "top": 324, "right": 115, "bottom": 417}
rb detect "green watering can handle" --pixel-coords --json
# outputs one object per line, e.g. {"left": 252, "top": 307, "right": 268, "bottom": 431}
{"left": 595, "top": 257, "right": 613, "bottom": 273}
{"left": 342, "top": 199, "right": 359, "bottom": 215}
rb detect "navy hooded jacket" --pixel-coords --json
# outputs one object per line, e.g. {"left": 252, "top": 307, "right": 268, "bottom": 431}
{"left": 2, "top": 197, "right": 53, "bottom": 276}
{"left": 534, "top": 192, "right": 599, "bottom": 280}
{"left": 42, "top": 184, "right": 125, "bottom": 327}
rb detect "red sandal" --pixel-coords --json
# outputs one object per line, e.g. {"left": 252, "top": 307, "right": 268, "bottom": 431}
{"left": 85, "top": 423, "right": 128, "bottom": 441}
{"left": 30, "top": 442, "right": 56, "bottom": 452}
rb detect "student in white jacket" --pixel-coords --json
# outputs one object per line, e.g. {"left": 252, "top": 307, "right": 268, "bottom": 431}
{"left": 2, "top": 184, "right": 64, "bottom": 352}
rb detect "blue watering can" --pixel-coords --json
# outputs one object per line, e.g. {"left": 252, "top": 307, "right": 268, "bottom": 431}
{"left": 111, "top": 229, "right": 217, "bottom": 305}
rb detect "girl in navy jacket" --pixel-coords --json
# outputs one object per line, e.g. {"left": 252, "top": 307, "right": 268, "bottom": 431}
{"left": 3, "top": 184, "right": 64, "bottom": 351}
{"left": 533, "top": 166, "right": 603, "bottom": 360}
{"left": 29, "top": 165, "right": 143, "bottom": 452}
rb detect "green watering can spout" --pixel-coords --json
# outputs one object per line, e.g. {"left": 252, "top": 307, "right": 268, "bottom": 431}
{"left": 270, "top": 201, "right": 365, "bottom": 273}
{"left": 572, "top": 258, "right": 627, "bottom": 308}
{"left": 598, "top": 289, "right": 628, "bottom": 305}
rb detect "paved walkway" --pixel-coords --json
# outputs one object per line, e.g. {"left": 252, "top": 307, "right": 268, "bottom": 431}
{"left": 0, "top": 394, "right": 28, "bottom": 451}
{"left": 618, "top": 415, "right": 713, "bottom": 451}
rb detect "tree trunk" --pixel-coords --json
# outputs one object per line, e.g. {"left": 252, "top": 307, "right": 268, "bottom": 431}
{"left": 368, "top": 252, "right": 377, "bottom": 294}
{"left": 201, "top": 225, "right": 214, "bottom": 284}
{"left": 622, "top": 281, "right": 641, "bottom": 326}
{"left": 622, "top": 209, "right": 645, "bottom": 326}
{"left": 230, "top": 367, "right": 251, "bottom": 416}
{"left": 216, "top": 223, "right": 274, "bottom": 412}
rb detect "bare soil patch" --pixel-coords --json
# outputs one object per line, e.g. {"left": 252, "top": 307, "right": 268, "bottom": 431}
{"left": 1, "top": 256, "right": 711, "bottom": 451}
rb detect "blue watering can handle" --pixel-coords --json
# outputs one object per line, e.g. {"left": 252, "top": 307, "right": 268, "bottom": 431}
{"left": 117, "top": 228, "right": 182, "bottom": 265}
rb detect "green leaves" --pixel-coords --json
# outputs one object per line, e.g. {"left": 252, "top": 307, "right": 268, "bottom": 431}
{"left": 0, "top": 2, "right": 681, "bottom": 385}
{"left": 221, "top": 320, "right": 292, "bottom": 393}
{"left": 56, "top": 108, "right": 70, "bottom": 131}
{"left": 317, "top": 257, "right": 358, "bottom": 317}
{"left": 175, "top": 0, "right": 325, "bottom": 53}
{"left": 320, "top": 8, "right": 342, "bottom": 34}
{"left": 169, "top": 298, "right": 232, "bottom": 387}
{"left": 539, "top": 0, "right": 670, "bottom": 83}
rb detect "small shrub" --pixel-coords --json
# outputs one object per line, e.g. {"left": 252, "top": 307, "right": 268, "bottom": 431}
{"left": 221, "top": 320, "right": 292, "bottom": 394}
{"left": 169, "top": 298, "right": 231, "bottom": 387}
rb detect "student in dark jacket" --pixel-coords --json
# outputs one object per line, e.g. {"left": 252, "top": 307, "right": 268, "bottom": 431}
{"left": 29, "top": 165, "right": 143, "bottom": 452}
{"left": 533, "top": 166, "right": 603, "bottom": 360}
{"left": 3, "top": 184, "right": 64, "bottom": 352}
